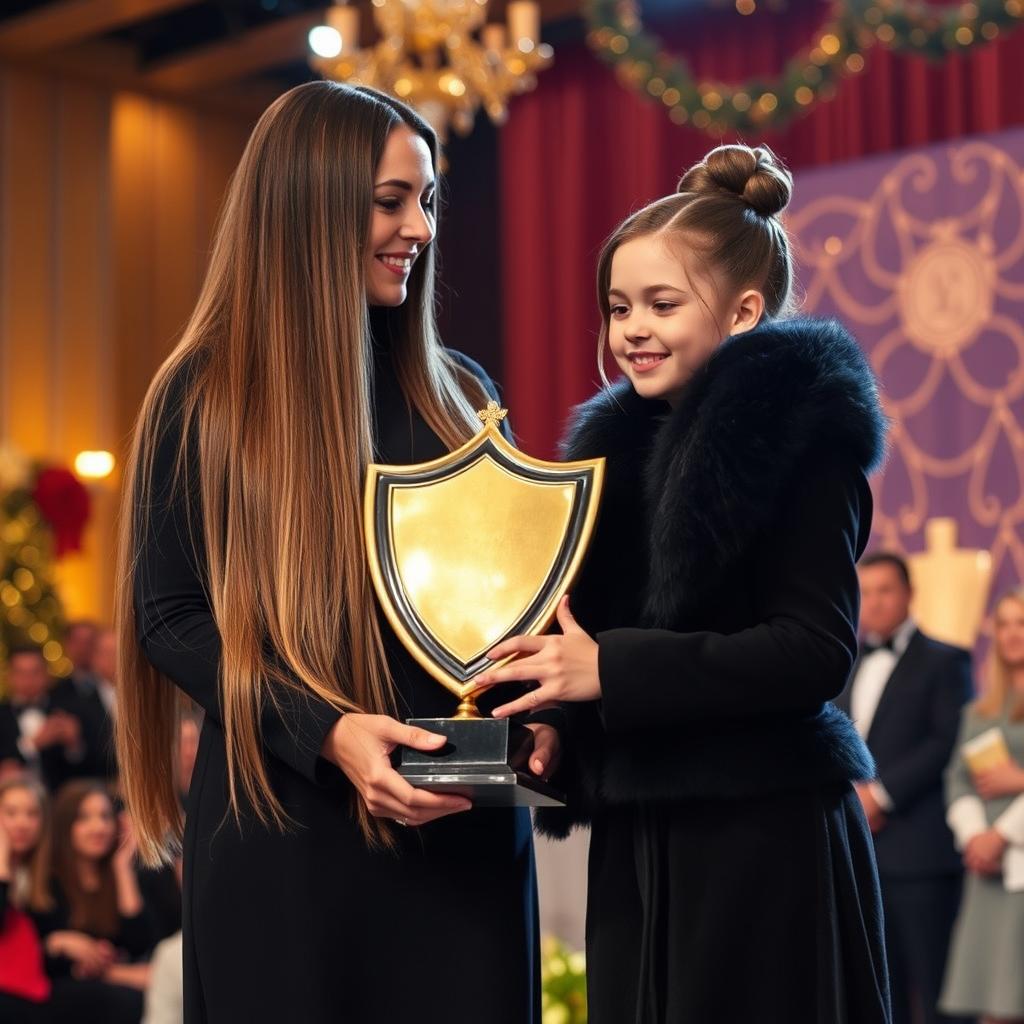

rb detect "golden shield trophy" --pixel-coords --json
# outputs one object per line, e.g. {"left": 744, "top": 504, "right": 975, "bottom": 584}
{"left": 364, "top": 402, "right": 604, "bottom": 807}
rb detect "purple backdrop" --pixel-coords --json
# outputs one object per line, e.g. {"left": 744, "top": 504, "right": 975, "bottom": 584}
{"left": 789, "top": 127, "right": 1024, "bottom": 647}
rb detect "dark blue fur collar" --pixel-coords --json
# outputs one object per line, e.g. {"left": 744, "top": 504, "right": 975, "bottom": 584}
{"left": 562, "top": 317, "right": 888, "bottom": 627}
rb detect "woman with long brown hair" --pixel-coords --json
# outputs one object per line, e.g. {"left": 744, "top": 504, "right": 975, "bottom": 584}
{"left": 31, "top": 781, "right": 151, "bottom": 1023}
{"left": 115, "top": 81, "right": 556, "bottom": 1023}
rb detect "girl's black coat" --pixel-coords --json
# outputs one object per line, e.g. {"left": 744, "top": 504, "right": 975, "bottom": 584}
{"left": 538, "top": 317, "right": 888, "bottom": 837}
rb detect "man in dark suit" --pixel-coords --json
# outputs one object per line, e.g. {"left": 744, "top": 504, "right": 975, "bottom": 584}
{"left": 835, "top": 551, "right": 973, "bottom": 1024}
{"left": 0, "top": 645, "right": 88, "bottom": 791}
{"left": 52, "top": 623, "right": 117, "bottom": 781}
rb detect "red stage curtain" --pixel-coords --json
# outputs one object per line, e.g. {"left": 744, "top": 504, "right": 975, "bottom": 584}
{"left": 499, "top": 12, "right": 1024, "bottom": 455}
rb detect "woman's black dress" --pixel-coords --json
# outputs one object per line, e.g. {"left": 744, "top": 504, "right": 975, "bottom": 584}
{"left": 538, "top": 318, "right": 893, "bottom": 1024}
{"left": 135, "top": 340, "right": 540, "bottom": 1024}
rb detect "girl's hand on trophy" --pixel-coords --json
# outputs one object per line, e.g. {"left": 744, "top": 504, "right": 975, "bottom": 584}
{"left": 523, "top": 723, "right": 561, "bottom": 780}
{"left": 483, "top": 597, "right": 601, "bottom": 716}
{"left": 324, "top": 714, "right": 472, "bottom": 826}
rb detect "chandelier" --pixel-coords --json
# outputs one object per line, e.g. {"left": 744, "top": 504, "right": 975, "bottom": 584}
{"left": 308, "top": 0, "right": 553, "bottom": 141}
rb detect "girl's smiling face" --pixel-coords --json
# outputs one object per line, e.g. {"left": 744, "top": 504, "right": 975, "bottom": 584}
{"left": 606, "top": 233, "right": 764, "bottom": 404}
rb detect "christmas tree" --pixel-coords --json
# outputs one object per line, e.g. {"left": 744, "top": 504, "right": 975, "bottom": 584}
{"left": 0, "top": 447, "right": 88, "bottom": 689}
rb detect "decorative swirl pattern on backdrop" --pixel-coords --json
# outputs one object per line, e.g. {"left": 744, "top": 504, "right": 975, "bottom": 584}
{"left": 788, "top": 128, "right": 1024, "bottom": 621}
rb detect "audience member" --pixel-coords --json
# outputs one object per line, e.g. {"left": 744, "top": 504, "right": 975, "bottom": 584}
{"left": 941, "top": 588, "right": 1024, "bottom": 1023}
{"left": 31, "top": 781, "right": 152, "bottom": 1024}
{"left": 0, "top": 778, "right": 51, "bottom": 1022}
{"left": 835, "top": 551, "right": 973, "bottom": 1024}
{"left": 0, "top": 648, "right": 87, "bottom": 792}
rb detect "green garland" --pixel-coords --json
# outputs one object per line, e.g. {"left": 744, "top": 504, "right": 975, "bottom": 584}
{"left": 585, "top": 0, "right": 1023, "bottom": 135}
{"left": 855, "top": 0, "right": 1023, "bottom": 59}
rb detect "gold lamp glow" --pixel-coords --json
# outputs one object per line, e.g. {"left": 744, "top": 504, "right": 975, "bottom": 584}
{"left": 309, "top": 0, "right": 553, "bottom": 143}
{"left": 74, "top": 451, "right": 115, "bottom": 481}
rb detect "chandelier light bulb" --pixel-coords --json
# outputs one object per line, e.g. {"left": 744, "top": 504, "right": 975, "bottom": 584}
{"left": 308, "top": 0, "right": 552, "bottom": 145}
{"left": 309, "top": 25, "right": 344, "bottom": 59}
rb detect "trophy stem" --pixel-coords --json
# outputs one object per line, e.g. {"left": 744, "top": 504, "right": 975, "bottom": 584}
{"left": 453, "top": 693, "right": 482, "bottom": 720}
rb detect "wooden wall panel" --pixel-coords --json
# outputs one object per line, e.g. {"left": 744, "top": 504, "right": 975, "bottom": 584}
{"left": 111, "top": 91, "right": 157, "bottom": 459}
{"left": 1, "top": 64, "right": 251, "bottom": 623}
{"left": 52, "top": 83, "right": 113, "bottom": 623}
{"left": 1, "top": 72, "right": 57, "bottom": 455}
{"left": 196, "top": 113, "right": 253, "bottom": 275}
{"left": 152, "top": 104, "right": 203, "bottom": 361}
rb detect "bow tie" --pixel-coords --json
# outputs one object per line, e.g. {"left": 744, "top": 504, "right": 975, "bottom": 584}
{"left": 860, "top": 637, "right": 895, "bottom": 658}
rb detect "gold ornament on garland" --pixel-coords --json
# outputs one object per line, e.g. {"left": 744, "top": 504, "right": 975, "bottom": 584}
{"left": 850, "top": 0, "right": 1022, "bottom": 58}
{"left": 585, "top": 0, "right": 1023, "bottom": 135}
{"left": 585, "top": 0, "right": 870, "bottom": 134}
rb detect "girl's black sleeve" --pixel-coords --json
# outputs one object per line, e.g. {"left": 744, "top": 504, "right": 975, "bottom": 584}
{"left": 597, "top": 460, "right": 866, "bottom": 731}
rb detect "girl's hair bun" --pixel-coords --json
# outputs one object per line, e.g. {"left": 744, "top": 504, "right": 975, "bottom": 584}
{"left": 677, "top": 144, "right": 792, "bottom": 218}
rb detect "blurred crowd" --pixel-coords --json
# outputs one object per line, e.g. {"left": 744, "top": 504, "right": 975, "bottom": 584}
{"left": 3, "top": 555, "right": 1024, "bottom": 1024}
{"left": 0, "top": 622, "right": 198, "bottom": 1024}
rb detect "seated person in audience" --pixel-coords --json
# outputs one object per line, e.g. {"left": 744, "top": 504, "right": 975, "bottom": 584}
{"left": 60, "top": 621, "right": 99, "bottom": 692}
{"left": 0, "top": 648, "right": 86, "bottom": 792}
{"left": 89, "top": 628, "right": 118, "bottom": 723}
{"left": 53, "top": 623, "right": 116, "bottom": 784}
{"left": 32, "top": 780, "right": 153, "bottom": 1024}
{"left": 0, "top": 777, "right": 52, "bottom": 1023}
{"left": 941, "top": 587, "right": 1024, "bottom": 1024}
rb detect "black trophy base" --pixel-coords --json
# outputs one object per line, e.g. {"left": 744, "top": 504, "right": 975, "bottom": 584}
{"left": 396, "top": 717, "right": 566, "bottom": 808}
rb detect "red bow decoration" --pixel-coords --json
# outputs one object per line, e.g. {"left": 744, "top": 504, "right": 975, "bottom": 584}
{"left": 31, "top": 466, "right": 91, "bottom": 558}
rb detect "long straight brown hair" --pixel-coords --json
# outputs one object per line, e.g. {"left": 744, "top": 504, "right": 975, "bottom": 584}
{"left": 116, "top": 82, "right": 487, "bottom": 863}
{"left": 49, "top": 781, "right": 120, "bottom": 937}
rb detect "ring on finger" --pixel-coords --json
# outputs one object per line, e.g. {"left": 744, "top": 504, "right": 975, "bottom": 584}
{"left": 394, "top": 817, "right": 409, "bottom": 827}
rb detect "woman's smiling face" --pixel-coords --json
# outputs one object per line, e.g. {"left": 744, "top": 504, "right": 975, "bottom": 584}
{"left": 70, "top": 792, "right": 116, "bottom": 862}
{"left": 364, "top": 124, "right": 436, "bottom": 307}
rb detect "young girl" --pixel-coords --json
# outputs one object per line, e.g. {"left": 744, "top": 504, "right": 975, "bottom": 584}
{"left": 32, "top": 781, "right": 152, "bottom": 1023}
{"left": 0, "top": 778, "right": 51, "bottom": 1023}
{"left": 116, "top": 81, "right": 556, "bottom": 1023}
{"left": 482, "top": 144, "right": 892, "bottom": 1022}
{"left": 941, "top": 588, "right": 1024, "bottom": 1024}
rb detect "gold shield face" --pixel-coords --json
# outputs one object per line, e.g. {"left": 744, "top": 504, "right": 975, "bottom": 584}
{"left": 364, "top": 415, "right": 604, "bottom": 702}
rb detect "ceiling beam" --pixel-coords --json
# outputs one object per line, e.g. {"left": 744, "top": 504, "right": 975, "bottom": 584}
{"left": 0, "top": 0, "right": 201, "bottom": 57}
{"left": 0, "top": 38, "right": 281, "bottom": 119}
{"left": 142, "top": 11, "right": 322, "bottom": 93}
